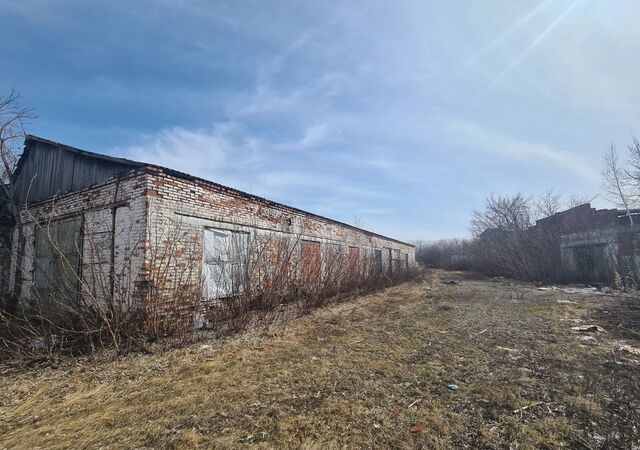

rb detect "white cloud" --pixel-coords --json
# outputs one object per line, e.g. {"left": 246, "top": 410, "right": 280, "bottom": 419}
{"left": 122, "top": 123, "right": 262, "bottom": 183}
{"left": 275, "top": 124, "right": 342, "bottom": 152}
{"left": 84, "top": 0, "right": 640, "bottom": 239}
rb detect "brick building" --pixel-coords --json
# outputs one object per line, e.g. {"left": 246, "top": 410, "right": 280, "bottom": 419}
{"left": 1, "top": 136, "right": 415, "bottom": 321}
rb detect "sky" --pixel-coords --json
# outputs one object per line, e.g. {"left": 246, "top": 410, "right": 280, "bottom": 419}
{"left": 1, "top": 0, "right": 639, "bottom": 241}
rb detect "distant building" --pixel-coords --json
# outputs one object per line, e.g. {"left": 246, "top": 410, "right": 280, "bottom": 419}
{"left": 535, "top": 203, "right": 640, "bottom": 283}
{"left": 1, "top": 136, "right": 415, "bottom": 322}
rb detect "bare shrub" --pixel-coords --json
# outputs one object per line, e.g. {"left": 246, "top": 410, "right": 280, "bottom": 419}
{"left": 468, "top": 193, "right": 571, "bottom": 281}
{"left": 200, "top": 232, "right": 418, "bottom": 337}
{"left": 0, "top": 207, "right": 149, "bottom": 358}
{"left": 415, "top": 239, "right": 472, "bottom": 270}
{"left": 416, "top": 193, "right": 557, "bottom": 280}
{"left": 1, "top": 205, "right": 418, "bottom": 360}
{"left": 143, "top": 216, "right": 202, "bottom": 343}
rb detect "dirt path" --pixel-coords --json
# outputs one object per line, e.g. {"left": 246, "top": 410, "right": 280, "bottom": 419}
{"left": 1, "top": 270, "right": 639, "bottom": 449}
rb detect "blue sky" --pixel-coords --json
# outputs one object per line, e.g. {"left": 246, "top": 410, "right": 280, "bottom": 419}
{"left": 2, "top": 0, "right": 639, "bottom": 241}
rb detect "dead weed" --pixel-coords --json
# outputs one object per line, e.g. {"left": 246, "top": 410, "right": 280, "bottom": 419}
{"left": 1, "top": 270, "right": 639, "bottom": 449}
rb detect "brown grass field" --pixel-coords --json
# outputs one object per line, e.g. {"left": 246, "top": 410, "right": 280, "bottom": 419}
{"left": 1, "top": 270, "right": 639, "bottom": 449}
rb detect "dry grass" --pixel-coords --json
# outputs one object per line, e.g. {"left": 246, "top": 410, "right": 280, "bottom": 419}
{"left": 1, "top": 270, "right": 639, "bottom": 449}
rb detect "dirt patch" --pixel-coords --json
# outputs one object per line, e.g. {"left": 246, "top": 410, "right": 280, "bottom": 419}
{"left": 1, "top": 270, "right": 639, "bottom": 449}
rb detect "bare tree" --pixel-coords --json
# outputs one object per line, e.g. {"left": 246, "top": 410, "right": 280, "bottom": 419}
{"left": 0, "top": 91, "right": 36, "bottom": 313}
{"left": 566, "top": 193, "right": 597, "bottom": 209}
{"left": 534, "top": 189, "right": 562, "bottom": 219}
{"left": 602, "top": 145, "right": 634, "bottom": 226}
{"left": 0, "top": 90, "right": 35, "bottom": 183}
{"left": 0, "top": 90, "right": 36, "bottom": 229}
{"left": 470, "top": 193, "right": 531, "bottom": 236}
{"left": 624, "top": 136, "right": 640, "bottom": 193}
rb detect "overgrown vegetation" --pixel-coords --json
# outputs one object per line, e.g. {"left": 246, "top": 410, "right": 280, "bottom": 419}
{"left": 417, "top": 193, "right": 575, "bottom": 281}
{"left": 417, "top": 138, "right": 640, "bottom": 287}
{"left": 1, "top": 271, "right": 638, "bottom": 449}
{"left": 1, "top": 213, "right": 418, "bottom": 360}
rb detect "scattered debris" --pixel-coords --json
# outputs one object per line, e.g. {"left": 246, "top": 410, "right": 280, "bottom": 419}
{"left": 561, "top": 287, "right": 600, "bottom": 295}
{"left": 496, "top": 346, "right": 519, "bottom": 353}
{"left": 619, "top": 345, "right": 640, "bottom": 356}
{"left": 571, "top": 325, "right": 606, "bottom": 333}
{"left": 478, "top": 329, "right": 488, "bottom": 335}
{"left": 408, "top": 398, "right": 422, "bottom": 408}
{"left": 410, "top": 425, "right": 424, "bottom": 434}
{"left": 564, "top": 318, "right": 584, "bottom": 324}
{"left": 557, "top": 300, "right": 578, "bottom": 305}
{"left": 512, "top": 401, "right": 544, "bottom": 414}
{"left": 239, "top": 432, "right": 266, "bottom": 444}
{"left": 29, "top": 338, "right": 46, "bottom": 352}
{"left": 580, "top": 336, "right": 597, "bottom": 345}
{"left": 447, "top": 384, "right": 459, "bottom": 391}
{"left": 373, "top": 422, "right": 382, "bottom": 429}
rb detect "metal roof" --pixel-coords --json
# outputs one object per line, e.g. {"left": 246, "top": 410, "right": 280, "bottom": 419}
{"left": 18, "top": 135, "right": 414, "bottom": 248}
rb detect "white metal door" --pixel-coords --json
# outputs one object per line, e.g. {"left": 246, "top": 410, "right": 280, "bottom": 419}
{"left": 202, "top": 228, "right": 248, "bottom": 299}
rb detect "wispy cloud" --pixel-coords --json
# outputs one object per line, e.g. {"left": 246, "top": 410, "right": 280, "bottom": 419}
{"left": 436, "top": 115, "right": 598, "bottom": 181}
{"left": 122, "top": 123, "right": 259, "bottom": 181}
{"left": 6, "top": 0, "right": 640, "bottom": 241}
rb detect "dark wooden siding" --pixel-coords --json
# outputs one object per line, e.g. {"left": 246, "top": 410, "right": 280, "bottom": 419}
{"left": 0, "top": 226, "right": 11, "bottom": 306}
{"left": 12, "top": 139, "right": 141, "bottom": 206}
{"left": 0, "top": 187, "right": 12, "bottom": 227}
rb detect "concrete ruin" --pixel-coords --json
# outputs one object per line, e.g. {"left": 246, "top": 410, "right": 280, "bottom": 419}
{"left": 535, "top": 203, "right": 640, "bottom": 283}
{"left": 0, "top": 136, "right": 415, "bottom": 322}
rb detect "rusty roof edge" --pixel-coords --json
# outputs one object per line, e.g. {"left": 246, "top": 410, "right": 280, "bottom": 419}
{"left": 21, "top": 135, "right": 414, "bottom": 248}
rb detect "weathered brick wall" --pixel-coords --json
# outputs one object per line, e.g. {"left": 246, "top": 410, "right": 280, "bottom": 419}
{"left": 143, "top": 167, "right": 415, "bottom": 318}
{"left": 4, "top": 164, "right": 415, "bottom": 322}
{"left": 7, "top": 170, "right": 149, "bottom": 311}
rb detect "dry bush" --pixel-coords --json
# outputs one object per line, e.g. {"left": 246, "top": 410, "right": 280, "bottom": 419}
{"left": 468, "top": 222, "right": 565, "bottom": 282}
{"left": 415, "top": 239, "right": 472, "bottom": 270}
{"left": 1, "top": 210, "right": 418, "bottom": 360}
{"left": 422, "top": 193, "right": 607, "bottom": 283}
{"left": 199, "top": 232, "right": 418, "bottom": 337}
{"left": 0, "top": 211, "right": 148, "bottom": 358}
{"left": 417, "top": 194, "right": 566, "bottom": 281}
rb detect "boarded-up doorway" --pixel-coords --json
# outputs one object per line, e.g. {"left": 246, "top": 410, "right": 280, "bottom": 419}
{"left": 34, "top": 217, "right": 83, "bottom": 312}
{"left": 374, "top": 249, "right": 383, "bottom": 275}
{"left": 301, "top": 241, "right": 321, "bottom": 284}
{"left": 348, "top": 246, "right": 360, "bottom": 278}
{"left": 202, "top": 228, "right": 249, "bottom": 299}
